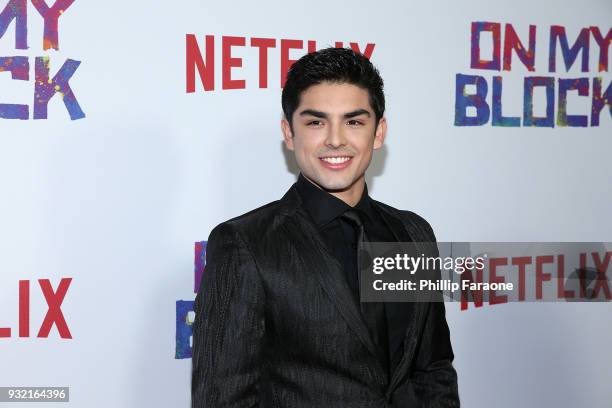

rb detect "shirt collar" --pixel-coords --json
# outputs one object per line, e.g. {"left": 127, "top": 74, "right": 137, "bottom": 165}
{"left": 296, "top": 173, "right": 375, "bottom": 227}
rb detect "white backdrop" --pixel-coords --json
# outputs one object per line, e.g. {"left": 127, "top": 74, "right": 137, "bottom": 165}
{"left": 1, "top": 0, "right": 611, "bottom": 407}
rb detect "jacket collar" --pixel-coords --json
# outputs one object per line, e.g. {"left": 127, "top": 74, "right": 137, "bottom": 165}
{"left": 281, "top": 179, "right": 412, "bottom": 243}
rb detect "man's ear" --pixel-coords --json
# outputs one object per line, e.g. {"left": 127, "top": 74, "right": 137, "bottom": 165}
{"left": 373, "top": 116, "right": 387, "bottom": 150}
{"left": 281, "top": 117, "right": 294, "bottom": 151}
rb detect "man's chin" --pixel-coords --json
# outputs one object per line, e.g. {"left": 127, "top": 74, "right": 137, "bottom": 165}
{"left": 316, "top": 179, "right": 353, "bottom": 193}
{"left": 302, "top": 172, "right": 362, "bottom": 193}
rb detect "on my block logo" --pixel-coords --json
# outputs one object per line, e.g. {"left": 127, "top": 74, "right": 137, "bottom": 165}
{"left": 454, "top": 22, "right": 611, "bottom": 127}
{"left": 0, "top": 0, "right": 84, "bottom": 120}
{"left": 175, "top": 241, "right": 206, "bottom": 359}
{"left": 0, "top": 278, "right": 73, "bottom": 339}
{"left": 185, "top": 35, "right": 376, "bottom": 91}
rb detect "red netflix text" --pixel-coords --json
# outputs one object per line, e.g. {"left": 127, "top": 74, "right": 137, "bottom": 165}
{"left": 461, "top": 252, "right": 611, "bottom": 310}
{"left": 0, "top": 278, "right": 72, "bottom": 339}
{"left": 185, "top": 35, "right": 376, "bottom": 92}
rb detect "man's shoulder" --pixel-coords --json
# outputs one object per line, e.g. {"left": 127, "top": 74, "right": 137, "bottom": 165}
{"left": 207, "top": 187, "right": 298, "bottom": 245}
{"left": 226, "top": 198, "right": 285, "bottom": 228}
{"left": 372, "top": 199, "right": 437, "bottom": 241}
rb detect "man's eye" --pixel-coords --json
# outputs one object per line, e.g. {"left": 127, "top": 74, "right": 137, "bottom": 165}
{"left": 347, "top": 120, "right": 363, "bottom": 126}
{"left": 307, "top": 120, "right": 322, "bottom": 126}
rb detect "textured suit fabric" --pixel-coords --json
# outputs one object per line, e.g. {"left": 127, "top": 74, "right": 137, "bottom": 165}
{"left": 192, "top": 183, "right": 460, "bottom": 407}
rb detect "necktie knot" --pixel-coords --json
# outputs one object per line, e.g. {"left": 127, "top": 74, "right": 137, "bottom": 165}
{"left": 341, "top": 209, "right": 364, "bottom": 229}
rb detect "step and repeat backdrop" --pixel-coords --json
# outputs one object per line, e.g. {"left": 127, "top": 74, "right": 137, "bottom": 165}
{"left": 1, "top": 0, "right": 611, "bottom": 407}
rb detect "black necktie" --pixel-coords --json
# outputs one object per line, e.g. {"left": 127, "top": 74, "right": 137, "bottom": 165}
{"left": 341, "top": 210, "right": 389, "bottom": 374}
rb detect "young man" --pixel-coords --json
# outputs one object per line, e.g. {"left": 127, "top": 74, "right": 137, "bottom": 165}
{"left": 192, "top": 48, "right": 459, "bottom": 407}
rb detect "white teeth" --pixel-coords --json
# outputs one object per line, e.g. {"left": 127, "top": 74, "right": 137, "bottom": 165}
{"left": 321, "top": 157, "right": 351, "bottom": 164}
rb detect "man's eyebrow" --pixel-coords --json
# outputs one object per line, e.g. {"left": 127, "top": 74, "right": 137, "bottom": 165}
{"left": 299, "top": 109, "right": 328, "bottom": 118}
{"left": 344, "top": 109, "right": 371, "bottom": 118}
{"left": 298, "top": 109, "right": 372, "bottom": 119}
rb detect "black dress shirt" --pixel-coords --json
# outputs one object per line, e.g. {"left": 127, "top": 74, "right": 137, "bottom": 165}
{"left": 295, "top": 173, "right": 404, "bottom": 380}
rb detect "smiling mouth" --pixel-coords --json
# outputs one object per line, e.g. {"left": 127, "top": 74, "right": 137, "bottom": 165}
{"left": 319, "top": 156, "right": 352, "bottom": 164}
{"left": 319, "top": 156, "right": 353, "bottom": 170}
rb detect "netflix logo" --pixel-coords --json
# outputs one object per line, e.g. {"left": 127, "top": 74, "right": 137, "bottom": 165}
{"left": 460, "top": 251, "right": 612, "bottom": 310}
{"left": 185, "top": 34, "right": 376, "bottom": 92}
{"left": 0, "top": 278, "right": 72, "bottom": 339}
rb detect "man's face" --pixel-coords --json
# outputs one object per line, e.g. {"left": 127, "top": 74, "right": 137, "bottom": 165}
{"left": 281, "top": 82, "right": 386, "bottom": 204}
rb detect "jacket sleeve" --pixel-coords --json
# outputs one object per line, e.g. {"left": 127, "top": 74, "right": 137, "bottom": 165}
{"left": 406, "top": 301, "right": 460, "bottom": 407}
{"left": 191, "top": 222, "right": 265, "bottom": 408}
{"left": 402, "top": 214, "right": 460, "bottom": 407}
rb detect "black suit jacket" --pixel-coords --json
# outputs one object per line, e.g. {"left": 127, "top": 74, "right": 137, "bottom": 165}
{"left": 192, "top": 183, "right": 459, "bottom": 407}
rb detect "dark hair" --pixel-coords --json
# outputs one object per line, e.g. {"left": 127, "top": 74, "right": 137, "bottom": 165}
{"left": 281, "top": 47, "right": 385, "bottom": 128}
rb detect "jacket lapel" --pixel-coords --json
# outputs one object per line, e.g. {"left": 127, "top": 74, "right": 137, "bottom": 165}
{"left": 277, "top": 184, "right": 435, "bottom": 392}
{"left": 277, "top": 185, "right": 388, "bottom": 382}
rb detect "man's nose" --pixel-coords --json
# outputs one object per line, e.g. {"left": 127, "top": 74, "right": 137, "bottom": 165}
{"left": 324, "top": 122, "right": 347, "bottom": 147}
